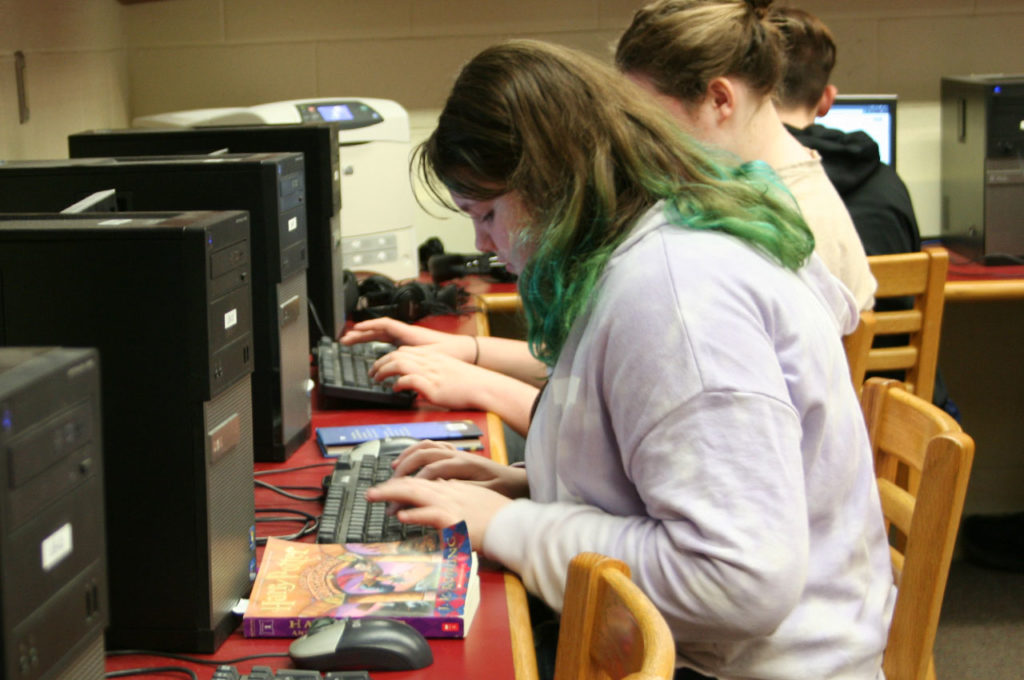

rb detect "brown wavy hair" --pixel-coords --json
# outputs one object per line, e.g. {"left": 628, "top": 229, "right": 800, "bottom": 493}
{"left": 770, "top": 7, "right": 837, "bottom": 111}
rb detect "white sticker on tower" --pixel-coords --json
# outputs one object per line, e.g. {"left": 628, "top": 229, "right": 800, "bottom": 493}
{"left": 41, "top": 523, "right": 73, "bottom": 572}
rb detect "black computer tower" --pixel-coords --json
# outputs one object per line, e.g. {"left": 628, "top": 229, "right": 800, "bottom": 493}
{"left": 68, "top": 124, "right": 345, "bottom": 342}
{"left": 0, "top": 347, "right": 107, "bottom": 680}
{"left": 0, "top": 154, "right": 311, "bottom": 462}
{"left": 0, "top": 212, "right": 256, "bottom": 652}
{"left": 941, "top": 74, "right": 1024, "bottom": 262}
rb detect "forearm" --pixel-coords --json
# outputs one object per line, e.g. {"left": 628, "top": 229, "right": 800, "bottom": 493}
{"left": 475, "top": 336, "right": 547, "bottom": 388}
{"left": 463, "top": 368, "right": 539, "bottom": 437}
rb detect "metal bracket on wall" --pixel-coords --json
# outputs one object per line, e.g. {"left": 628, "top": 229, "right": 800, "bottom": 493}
{"left": 15, "top": 51, "right": 29, "bottom": 124}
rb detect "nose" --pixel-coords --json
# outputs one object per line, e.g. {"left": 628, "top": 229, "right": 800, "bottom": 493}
{"left": 474, "top": 225, "right": 495, "bottom": 254}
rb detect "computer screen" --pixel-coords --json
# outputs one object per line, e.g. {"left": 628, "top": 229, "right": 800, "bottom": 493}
{"left": 816, "top": 94, "right": 897, "bottom": 166}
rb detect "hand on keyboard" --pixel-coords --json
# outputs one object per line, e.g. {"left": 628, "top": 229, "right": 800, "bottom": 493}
{"left": 364, "top": 474, "right": 514, "bottom": 551}
{"left": 367, "top": 346, "right": 495, "bottom": 412}
{"left": 341, "top": 318, "right": 477, "bottom": 363}
{"left": 315, "top": 337, "right": 416, "bottom": 409}
{"left": 389, "top": 439, "right": 530, "bottom": 498}
{"left": 318, "top": 438, "right": 438, "bottom": 545}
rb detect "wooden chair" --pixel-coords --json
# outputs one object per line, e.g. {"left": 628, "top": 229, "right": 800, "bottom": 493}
{"left": 553, "top": 552, "right": 676, "bottom": 680}
{"left": 864, "top": 245, "right": 949, "bottom": 403}
{"left": 860, "top": 377, "right": 975, "bottom": 680}
{"left": 843, "top": 309, "right": 877, "bottom": 392}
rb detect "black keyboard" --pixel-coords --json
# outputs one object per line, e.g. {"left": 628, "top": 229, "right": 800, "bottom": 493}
{"left": 212, "top": 666, "right": 370, "bottom": 680}
{"left": 314, "top": 337, "right": 416, "bottom": 409}
{"left": 317, "top": 438, "right": 436, "bottom": 544}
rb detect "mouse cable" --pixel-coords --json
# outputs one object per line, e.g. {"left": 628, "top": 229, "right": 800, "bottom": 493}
{"left": 106, "top": 648, "right": 291, "bottom": 666}
{"left": 105, "top": 666, "right": 198, "bottom": 680}
{"left": 255, "top": 478, "right": 323, "bottom": 502}
{"left": 255, "top": 507, "right": 320, "bottom": 544}
{"left": 308, "top": 298, "right": 327, "bottom": 345}
{"left": 254, "top": 462, "right": 335, "bottom": 477}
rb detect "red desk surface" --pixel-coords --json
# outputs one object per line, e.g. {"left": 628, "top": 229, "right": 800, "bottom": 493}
{"left": 945, "top": 250, "right": 1024, "bottom": 301}
{"left": 105, "top": 303, "right": 536, "bottom": 680}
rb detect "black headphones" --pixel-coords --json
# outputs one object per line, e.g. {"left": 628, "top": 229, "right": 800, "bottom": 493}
{"left": 427, "top": 252, "right": 517, "bottom": 284}
{"left": 348, "top": 273, "right": 467, "bottom": 323}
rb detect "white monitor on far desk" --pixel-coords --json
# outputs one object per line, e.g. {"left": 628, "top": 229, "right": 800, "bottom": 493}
{"left": 816, "top": 94, "right": 897, "bottom": 167}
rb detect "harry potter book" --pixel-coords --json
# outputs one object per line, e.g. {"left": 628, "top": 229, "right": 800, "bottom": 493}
{"left": 242, "top": 522, "right": 478, "bottom": 639}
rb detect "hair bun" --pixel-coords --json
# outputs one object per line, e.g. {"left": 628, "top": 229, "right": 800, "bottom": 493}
{"left": 746, "top": 0, "right": 773, "bottom": 19}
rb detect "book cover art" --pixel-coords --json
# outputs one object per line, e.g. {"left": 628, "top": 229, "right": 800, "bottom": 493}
{"left": 316, "top": 419, "right": 483, "bottom": 457}
{"left": 243, "top": 522, "right": 478, "bottom": 639}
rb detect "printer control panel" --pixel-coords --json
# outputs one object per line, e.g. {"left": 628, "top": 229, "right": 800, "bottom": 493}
{"left": 296, "top": 100, "right": 384, "bottom": 130}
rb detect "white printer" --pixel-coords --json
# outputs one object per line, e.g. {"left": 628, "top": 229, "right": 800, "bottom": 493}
{"left": 134, "top": 98, "right": 418, "bottom": 280}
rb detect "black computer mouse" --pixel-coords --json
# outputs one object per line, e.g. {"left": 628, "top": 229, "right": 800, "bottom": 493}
{"left": 288, "top": 617, "right": 434, "bottom": 672}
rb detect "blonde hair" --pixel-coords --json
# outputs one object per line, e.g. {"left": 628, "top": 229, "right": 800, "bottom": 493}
{"left": 615, "top": 0, "right": 783, "bottom": 104}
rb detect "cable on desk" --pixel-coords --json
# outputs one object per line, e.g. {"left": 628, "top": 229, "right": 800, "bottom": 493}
{"left": 255, "top": 478, "right": 324, "bottom": 502}
{"left": 106, "top": 666, "right": 198, "bottom": 679}
{"left": 254, "top": 462, "right": 335, "bottom": 477}
{"left": 255, "top": 507, "right": 320, "bottom": 544}
{"left": 106, "top": 649, "right": 291, "bottom": 666}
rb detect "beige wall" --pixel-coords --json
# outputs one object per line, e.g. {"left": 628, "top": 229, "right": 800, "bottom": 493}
{"left": 0, "top": 0, "right": 131, "bottom": 160}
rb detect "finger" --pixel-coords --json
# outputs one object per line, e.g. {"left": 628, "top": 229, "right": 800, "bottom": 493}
{"left": 368, "top": 353, "right": 409, "bottom": 380}
{"left": 340, "top": 329, "right": 386, "bottom": 345}
{"left": 394, "top": 505, "right": 462, "bottom": 530}
{"left": 390, "top": 373, "right": 440, "bottom": 402}
{"left": 394, "top": 439, "right": 455, "bottom": 465}
{"left": 366, "top": 476, "right": 434, "bottom": 505}
{"left": 392, "top": 445, "right": 458, "bottom": 478}
{"left": 370, "top": 350, "right": 426, "bottom": 378}
{"left": 416, "top": 456, "right": 499, "bottom": 483}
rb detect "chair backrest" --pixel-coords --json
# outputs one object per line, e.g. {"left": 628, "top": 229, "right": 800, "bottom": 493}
{"left": 864, "top": 245, "right": 949, "bottom": 402}
{"left": 860, "top": 377, "right": 974, "bottom": 680}
{"left": 553, "top": 552, "right": 676, "bottom": 680}
{"left": 843, "top": 309, "right": 877, "bottom": 392}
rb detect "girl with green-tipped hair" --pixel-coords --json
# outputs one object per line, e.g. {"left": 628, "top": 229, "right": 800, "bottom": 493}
{"left": 363, "top": 40, "right": 894, "bottom": 680}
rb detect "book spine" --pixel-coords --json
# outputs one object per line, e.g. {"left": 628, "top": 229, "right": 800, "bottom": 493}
{"left": 398, "top": 615, "right": 466, "bottom": 639}
{"left": 242, "top": 616, "right": 316, "bottom": 638}
{"left": 242, "top": 615, "right": 466, "bottom": 639}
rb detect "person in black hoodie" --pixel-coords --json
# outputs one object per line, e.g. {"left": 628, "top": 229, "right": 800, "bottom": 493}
{"left": 765, "top": 9, "right": 1024, "bottom": 576}
{"left": 768, "top": 6, "right": 961, "bottom": 413}
{"left": 770, "top": 7, "right": 921, "bottom": 258}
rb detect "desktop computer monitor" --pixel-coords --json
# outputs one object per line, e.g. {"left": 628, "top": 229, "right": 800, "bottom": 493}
{"left": 1, "top": 347, "right": 107, "bottom": 680}
{"left": 67, "top": 124, "right": 345, "bottom": 341}
{"left": 0, "top": 212, "right": 256, "bottom": 653}
{"left": 0, "top": 153, "right": 311, "bottom": 462}
{"left": 817, "top": 94, "right": 898, "bottom": 166}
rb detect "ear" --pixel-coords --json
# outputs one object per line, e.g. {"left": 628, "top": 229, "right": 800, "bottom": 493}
{"left": 815, "top": 84, "right": 838, "bottom": 118}
{"left": 705, "top": 77, "right": 737, "bottom": 122}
